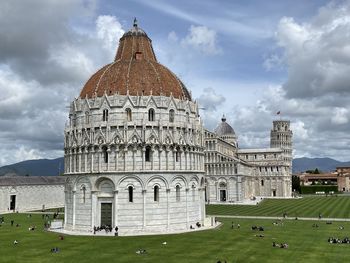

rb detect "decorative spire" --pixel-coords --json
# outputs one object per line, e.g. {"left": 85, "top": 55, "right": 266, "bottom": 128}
{"left": 133, "top": 17, "right": 138, "bottom": 27}
{"left": 222, "top": 114, "right": 226, "bottom": 122}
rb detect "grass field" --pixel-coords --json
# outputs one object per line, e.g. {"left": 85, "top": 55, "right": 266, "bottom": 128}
{"left": 206, "top": 196, "right": 350, "bottom": 218}
{"left": 1, "top": 212, "right": 350, "bottom": 262}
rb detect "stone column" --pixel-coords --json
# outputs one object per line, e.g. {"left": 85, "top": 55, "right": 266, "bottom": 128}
{"left": 107, "top": 147, "right": 111, "bottom": 171}
{"left": 78, "top": 148, "right": 82, "bottom": 173}
{"left": 114, "top": 190, "right": 118, "bottom": 227}
{"left": 165, "top": 147, "right": 169, "bottom": 170}
{"left": 123, "top": 148, "right": 127, "bottom": 171}
{"left": 91, "top": 191, "right": 98, "bottom": 228}
{"left": 142, "top": 189, "right": 147, "bottom": 227}
{"left": 132, "top": 146, "right": 137, "bottom": 171}
{"left": 84, "top": 148, "right": 88, "bottom": 172}
{"left": 91, "top": 148, "right": 94, "bottom": 172}
{"left": 98, "top": 147, "right": 102, "bottom": 172}
{"left": 64, "top": 190, "right": 68, "bottom": 228}
{"left": 115, "top": 146, "right": 119, "bottom": 171}
{"left": 199, "top": 187, "right": 205, "bottom": 224}
{"left": 69, "top": 149, "right": 73, "bottom": 173}
{"left": 72, "top": 190, "right": 76, "bottom": 229}
{"left": 142, "top": 147, "right": 145, "bottom": 170}
{"left": 186, "top": 188, "right": 189, "bottom": 228}
{"left": 151, "top": 146, "right": 154, "bottom": 170}
{"left": 166, "top": 188, "right": 170, "bottom": 229}
{"left": 159, "top": 147, "right": 162, "bottom": 170}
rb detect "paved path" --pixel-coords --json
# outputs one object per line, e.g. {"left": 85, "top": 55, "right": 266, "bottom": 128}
{"left": 210, "top": 215, "right": 350, "bottom": 222}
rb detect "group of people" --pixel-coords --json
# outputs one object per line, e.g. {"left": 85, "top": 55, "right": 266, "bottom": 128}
{"left": 328, "top": 237, "right": 350, "bottom": 244}
{"left": 251, "top": 225, "right": 264, "bottom": 231}
{"left": 93, "top": 225, "right": 119, "bottom": 235}
{"left": 272, "top": 242, "right": 288, "bottom": 248}
{"left": 190, "top": 222, "right": 203, "bottom": 230}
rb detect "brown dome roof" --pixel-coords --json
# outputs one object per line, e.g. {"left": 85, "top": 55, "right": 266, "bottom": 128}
{"left": 79, "top": 19, "right": 192, "bottom": 101}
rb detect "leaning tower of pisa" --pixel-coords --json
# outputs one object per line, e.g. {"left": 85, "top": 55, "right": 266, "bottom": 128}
{"left": 270, "top": 120, "right": 293, "bottom": 168}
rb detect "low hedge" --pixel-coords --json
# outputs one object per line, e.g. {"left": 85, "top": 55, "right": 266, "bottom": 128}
{"left": 300, "top": 185, "right": 338, "bottom": 194}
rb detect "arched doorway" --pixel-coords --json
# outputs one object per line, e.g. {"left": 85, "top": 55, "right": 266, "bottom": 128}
{"left": 96, "top": 178, "right": 115, "bottom": 228}
{"left": 219, "top": 182, "right": 227, "bottom": 202}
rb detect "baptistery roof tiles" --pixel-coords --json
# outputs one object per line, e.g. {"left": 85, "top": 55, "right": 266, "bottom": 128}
{"left": 79, "top": 20, "right": 191, "bottom": 101}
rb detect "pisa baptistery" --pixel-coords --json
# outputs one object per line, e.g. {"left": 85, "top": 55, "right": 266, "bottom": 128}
{"left": 63, "top": 20, "right": 206, "bottom": 235}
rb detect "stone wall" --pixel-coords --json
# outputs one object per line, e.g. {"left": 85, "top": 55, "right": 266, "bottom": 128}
{"left": 0, "top": 184, "right": 64, "bottom": 214}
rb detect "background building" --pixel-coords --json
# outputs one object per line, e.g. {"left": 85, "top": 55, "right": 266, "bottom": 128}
{"left": 205, "top": 117, "right": 293, "bottom": 203}
{"left": 0, "top": 176, "right": 64, "bottom": 214}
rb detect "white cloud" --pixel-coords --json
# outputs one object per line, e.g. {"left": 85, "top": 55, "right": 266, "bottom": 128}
{"left": 274, "top": 3, "right": 350, "bottom": 99}
{"left": 96, "top": 15, "right": 125, "bottom": 52}
{"left": 48, "top": 44, "right": 95, "bottom": 81}
{"left": 331, "top": 107, "right": 348, "bottom": 124}
{"left": 181, "top": 25, "right": 221, "bottom": 55}
{"left": 0, "top": 1, "right": 126, "bottom": 166}
{"left": 291, "top": 121, "right": 309, "bottom": 140}
{"left": 168, "top": 31, "right": 178, "bottom": 42}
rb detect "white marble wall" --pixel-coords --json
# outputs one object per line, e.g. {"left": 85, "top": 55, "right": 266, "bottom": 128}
{"left": 64, "top": 94, "right": 205, "bottom": 234}
{"left": 64, "top": 173, "right": 205, "bottom": 234}
{"left": 0, "top": 184, "right": 64, "bottom": 214}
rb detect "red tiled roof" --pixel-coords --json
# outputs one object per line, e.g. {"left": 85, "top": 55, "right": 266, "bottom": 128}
{"left": 79, "top": 24, "right": 191, "bottom": 101}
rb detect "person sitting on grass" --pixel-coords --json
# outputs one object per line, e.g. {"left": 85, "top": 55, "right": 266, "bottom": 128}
{"left": 272, "top": 242, "right": 279, "bottom": 247}
{"left": 14, "top": 240, "right": 18, "bottom": 245}
{"left": 136, "top": 249, "right": 147, "bottom": 254}
{"left": 51, "top": 247, "right": 60, "bottom": 253}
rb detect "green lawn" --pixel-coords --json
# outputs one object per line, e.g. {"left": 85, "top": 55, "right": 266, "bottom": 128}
{"left": 1, "top": 212, "right": 350, "bottom": 262}
{"left": 206, "top": 196, "right": 350, "bottom": 218}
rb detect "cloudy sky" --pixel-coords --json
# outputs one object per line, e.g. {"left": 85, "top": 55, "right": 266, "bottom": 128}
{"left": 1, "top": 0, "right": 350, "bottom": 166}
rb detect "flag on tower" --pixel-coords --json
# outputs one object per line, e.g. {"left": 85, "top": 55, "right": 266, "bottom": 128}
{"left": 276, "top": 111, "right": 281, "bottom": 115}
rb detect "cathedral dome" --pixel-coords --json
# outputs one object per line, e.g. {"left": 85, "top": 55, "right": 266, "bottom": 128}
{"left": 215, "top": 115, "right": 235, "bottom": 136}
{"left": 79, "top": 19, "right": 192, "bottom": 101}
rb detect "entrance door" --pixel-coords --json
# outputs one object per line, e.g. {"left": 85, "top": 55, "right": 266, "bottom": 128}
{"left": 10, "top": 195, "right": 16, "bottom": 210}
{"left": 220, "top": 190, "right": 226, "bottom": 202}
{"left": 272, "top": 190, "right": 276, "bottom": 197}
{"left": 100, "top": 203, "right": 112, "bottom": 227}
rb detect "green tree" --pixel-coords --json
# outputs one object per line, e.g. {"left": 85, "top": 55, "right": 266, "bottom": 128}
{"left": 292, "top": 175, "right": 301, "bottom": 193}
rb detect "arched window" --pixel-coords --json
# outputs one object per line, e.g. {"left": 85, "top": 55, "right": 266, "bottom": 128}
{"left": 261, "top": 180, "right": 264, "bottom": 186}
{"left": 102, "top": 109, "right": 108, "bottom": 121}
{"left": 85, "top": 111, "right": 90, "bottom": 124}
{"left": 176, "top": 185, "right": 180, "bottom": 202}
{"left": 175, "top": 151, "right": 180, "bottom": 162}
{"left": 72, "top": 114, "right": 77, "bottom": 127}
{"left": 186, "top": 112, "right": 190, "bottom": 122}
{"left": 154, "top": 185, "right": 159, "bottom": 202}
{"left": 169, "top": 109, "right": 175, "bottom": 123}
{"left": 145, "top": 146, "right": 151, "bottom": 162}
{"left": 102, "top": 147, "right": 108, "bottom": 163}
{"left": 126, "top": 108, "right": 132, "bottom": 121}
{"left": 128, "top": 186, "right": 133, "bottom": 202}
{"left": 148, "top": 108, "right": 155, "bottom": 121}
{"left": 81, "top": 185, "right": 86, "bottom": 203}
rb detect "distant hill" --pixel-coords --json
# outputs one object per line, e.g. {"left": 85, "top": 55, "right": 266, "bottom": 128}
{"left": 0, "top": 157, "right": 64, "bottom": 177}
{"left": 1, "top": 156, "right": 349, "bottom": 176}
{"left": 292, "top": 157, "right": 350, "bottom": 173}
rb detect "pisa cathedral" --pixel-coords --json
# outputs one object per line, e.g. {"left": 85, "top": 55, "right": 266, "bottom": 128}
{"left": 63, "top": 20, "right": 292, "bottom": 235}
